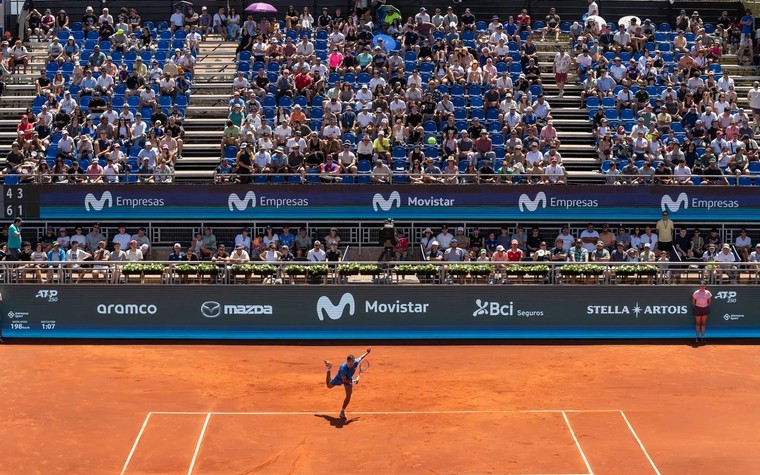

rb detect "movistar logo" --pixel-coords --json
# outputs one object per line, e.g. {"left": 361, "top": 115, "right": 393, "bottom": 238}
{"left": 316, "top": 293, "right": 355, "bottom": 321}
{"left": 518, "top": 192, "right": 547, "bottom": 212}
{"left": 661, "top": 193, "right": 689, "bottom": 213}
{"left": 228, "top": 192, "right": 257, "bottom": 211}
{"left": 84, "top": 191, "right": 113, "bottom": 211}
{"left": 372, "top": 191, "right": 401, "bottom": 212}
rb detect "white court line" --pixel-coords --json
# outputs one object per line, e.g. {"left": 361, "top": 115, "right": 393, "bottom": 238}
{"left": 120, "top": 412, "right": 152, "bottom": 475}
{"left": 187, "top": 413, "right": 211, "bottom": 475}
{"left": 620, "top": 411, "right": 661, "bottom": 475}
{"left": 561, "top": 411, "right": 594, "bottom": 475}
{"left": 150, "top": 409, "right": 620, "bottom": 416}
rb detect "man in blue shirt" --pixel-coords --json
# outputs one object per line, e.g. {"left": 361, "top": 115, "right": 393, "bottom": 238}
{"left": 740, "top": 10, "right": 754, "bottom": 37}
{"left": 595, "top": 70, "right": 615, "bottom": 99}
{"left": 279, "top": 225, "right": 295, "bottom": 249}
{"left": 324, "top": 347, "right": 372, "bottom": 420}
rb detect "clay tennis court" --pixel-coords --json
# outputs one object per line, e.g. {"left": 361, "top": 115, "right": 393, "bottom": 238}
{"left": 2, "top": 342, "right": 759, "bottom": 474}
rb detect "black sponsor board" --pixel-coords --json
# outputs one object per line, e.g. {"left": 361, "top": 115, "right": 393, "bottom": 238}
{"left": 0, "top": 286, "right": 755, "bottom": 339}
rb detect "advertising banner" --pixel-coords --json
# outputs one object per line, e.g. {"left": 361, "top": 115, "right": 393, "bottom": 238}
{"left": 28, "top": 184, "right": 754, "bottom": 222}
{"left": 1, "top": 286, "right": 756, "bottom": 339}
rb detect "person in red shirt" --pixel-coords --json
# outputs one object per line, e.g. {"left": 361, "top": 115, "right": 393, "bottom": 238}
{"left": 294, "top": 69, "right": 313, "bottom": 99}
{"left": 506, "top": 239, "right": 524, "bottom": 261}
{"left": 516, "top": 9, "right": 532, "bottom": 33}
{"left": 320, "top": 155, "right": 341, "bottom": 182}
{"left": 17, "top": 115, "right": 34, "bottom": 143}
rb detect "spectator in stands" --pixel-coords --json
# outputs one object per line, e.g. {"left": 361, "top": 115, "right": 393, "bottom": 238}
{"left": 544, "top": 157, "right": 566, "bottom": 184}
{"left": 701, "top": 158, "right": 728, "bottom": 185}
{"left": 733, "top": 229, "right": 752, "bottom": 262}
{"left": 85, "top": 224, "right": 106, "bottom": 254}
{"left": 9, "top": 40, "right": 29, "bottom": 74}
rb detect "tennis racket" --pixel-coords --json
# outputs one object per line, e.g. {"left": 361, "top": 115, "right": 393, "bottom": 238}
{"left": 353, "top": 359, "right": 370, "bottom": 384}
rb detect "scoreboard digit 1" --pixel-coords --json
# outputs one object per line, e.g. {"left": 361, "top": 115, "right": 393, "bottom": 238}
{"left": 3, "top": 186, "right": 40, "bottom": 219}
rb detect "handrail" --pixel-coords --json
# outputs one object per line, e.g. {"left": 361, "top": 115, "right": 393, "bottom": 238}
{"left": 2, "top": 171, "right": 748, "bottom": 185}
{"left": 5, "top": 260, "right": 757, "bottom": 285}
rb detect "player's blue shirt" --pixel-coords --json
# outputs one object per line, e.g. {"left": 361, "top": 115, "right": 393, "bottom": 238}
{"left": 336, "top": 357, "right": 362, "bottom": 382}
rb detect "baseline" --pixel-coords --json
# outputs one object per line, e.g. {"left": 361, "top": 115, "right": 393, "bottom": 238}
{"left": 151, "top": 409, "right": 620, "bottom": 416}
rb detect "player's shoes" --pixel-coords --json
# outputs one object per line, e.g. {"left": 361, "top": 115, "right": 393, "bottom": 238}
{"left": 324, "top": 360, "right": 333, "bottom": 370}
{"left": 339, "top": 410, "right": 346, "bottom": 420}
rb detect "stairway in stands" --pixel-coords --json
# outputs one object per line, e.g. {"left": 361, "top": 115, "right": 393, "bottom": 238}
{"left": 172, "top": 36, "right": 238, "bottom": 182}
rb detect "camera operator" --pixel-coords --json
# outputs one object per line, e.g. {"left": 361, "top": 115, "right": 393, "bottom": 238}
{"left": 378, "top": 219, "right": 397, "bottom": 262}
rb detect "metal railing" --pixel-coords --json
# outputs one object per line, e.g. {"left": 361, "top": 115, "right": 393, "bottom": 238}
{"left": 3, "top": 260, "right": 758, "bottom": 285}
{"left": 2, "top": 170, "right": 750, "bottom": 186}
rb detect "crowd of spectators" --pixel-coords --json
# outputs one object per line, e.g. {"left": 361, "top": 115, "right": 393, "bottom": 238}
{"left": 3, "top": 219, "right": 760, "bottom": 285}
{"left": 211, "top": 3, "right": 584, "bottom": 184}
{"left": 209, "top": 3, "right": 757, "bottom": 186}
{"left": 582, "top": 8, "right": 760, "bottom": 185}
{"left": 3, "top": 4, "right": 759, "bottom": 186}
{"left": 5, "top": 5, "right": 203, "bottom": 183}
{"left": 417, "top": 217, "right": 758, "bottom": 266}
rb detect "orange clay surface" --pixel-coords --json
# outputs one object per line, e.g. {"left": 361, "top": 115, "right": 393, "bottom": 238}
{"left": 2, "top": 343, "right": 760, "bottom": 474}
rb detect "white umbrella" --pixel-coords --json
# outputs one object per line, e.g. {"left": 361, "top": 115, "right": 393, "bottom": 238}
{"left": 618, "top": 15, "right": 642, "bottom": 29}
{"left": 585, "top": 15, "right": 607, "bottom": 28}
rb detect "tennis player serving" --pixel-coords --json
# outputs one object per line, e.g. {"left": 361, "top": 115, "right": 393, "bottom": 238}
{"left": 324, "top": 347, "right": 371, "bottom": 420}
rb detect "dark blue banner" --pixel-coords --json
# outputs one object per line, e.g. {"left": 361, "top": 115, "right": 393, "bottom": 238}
{"left": 1, "top": 285, "right": 756, "bottom": 339}
{"left": 29, "top": 184, "right": 752, "bottom": 221}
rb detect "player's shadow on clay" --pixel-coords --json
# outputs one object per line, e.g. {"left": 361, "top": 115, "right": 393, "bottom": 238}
{"left": 315, "top": 414, "right": 360, "bottom": 428}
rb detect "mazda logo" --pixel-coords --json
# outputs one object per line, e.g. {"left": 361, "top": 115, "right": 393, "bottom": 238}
{"left": 200, "top": 301, "right": 221, "bottom": 318}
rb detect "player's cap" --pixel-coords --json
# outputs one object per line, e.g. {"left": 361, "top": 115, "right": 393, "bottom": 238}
{"left": 708, "top": 243, "right": 716, "bottom": 248}
{"left": 496, "top": 245, "right": 505, "bottom": 251}
{"left": 431, "top": 241, "right": 440, "bottom": 246}
{"left": 644, "top": 243, "right": 651, "bottom": 248}
{"left": 423, "top": 228, "right": 432, "bottom": 234}
{"left": 314, "top": 240, "right": 321, "bottom": 245}
{"left": 174, "top": 243, "right": 181, "bottom": 248}
{"left": 722, "top": 243, "right": 731, "bottom": 249}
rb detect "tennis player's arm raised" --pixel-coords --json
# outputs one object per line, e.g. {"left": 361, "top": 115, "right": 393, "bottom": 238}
{"left": 356, "top": 347, "right": 372, "bottom": 362}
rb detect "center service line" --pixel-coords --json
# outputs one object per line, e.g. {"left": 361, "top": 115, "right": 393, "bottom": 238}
{"left": 187, "top": 413, "right": 212, "bottom": 475}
